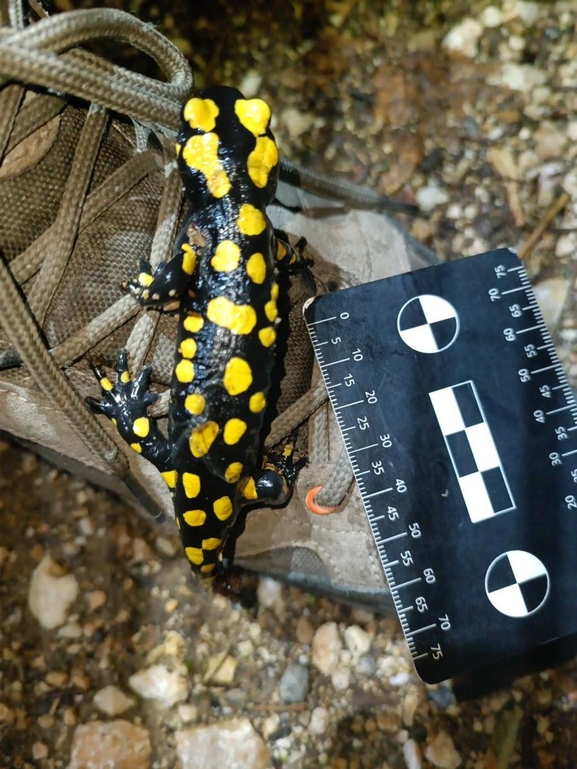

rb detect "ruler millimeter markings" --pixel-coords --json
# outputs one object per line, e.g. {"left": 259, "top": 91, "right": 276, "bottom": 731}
{"left": 305, "top": 248, "right": 577, "bottom": 683}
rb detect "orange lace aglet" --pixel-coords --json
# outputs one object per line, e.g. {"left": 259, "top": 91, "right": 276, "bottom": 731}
{"left": 306, "top": 486, "right": 337, "bottom": 516}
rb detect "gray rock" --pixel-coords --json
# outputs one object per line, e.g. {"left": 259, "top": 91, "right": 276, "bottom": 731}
{"left": 279, "top": 664, "right": 309, "bottom": 703}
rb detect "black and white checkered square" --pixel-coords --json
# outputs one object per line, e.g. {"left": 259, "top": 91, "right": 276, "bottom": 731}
{"left": 429, "top": 381, "right": 516, "bottom": 523}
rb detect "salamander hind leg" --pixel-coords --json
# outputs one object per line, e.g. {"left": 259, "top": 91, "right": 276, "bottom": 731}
{"left": 241, "top": 441, "right": 307, "bottom": 508}
{"left": 87, "top": 350, "right": 172, "bottom": 472}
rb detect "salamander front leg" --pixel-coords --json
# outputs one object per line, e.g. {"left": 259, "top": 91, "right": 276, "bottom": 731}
{"left": 126, "top": 240, "right": 200, "bottom": 309}
{"left": 87, "top": 350, "right": 173, "bottom": 477}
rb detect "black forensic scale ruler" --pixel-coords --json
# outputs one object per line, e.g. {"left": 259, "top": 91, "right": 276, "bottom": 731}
{"left": 304, "top": 248, "right": 577, "bottom": 684}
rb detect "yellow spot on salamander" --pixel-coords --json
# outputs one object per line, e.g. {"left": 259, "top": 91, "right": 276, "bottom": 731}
{"left": 223, "top": 417, "right": 247, "bottom": 445}
{"left": 223, "top": 357, "right": 253, "bottom": 395}
{"left": 213, "top": 496, "right": 234, "bottom": 521}
{"left": 189, "top": 421, "right": 219, "bottom": 457}
{"left": 162, "top": 470, "right": 177, "bottom": 488}
{"left": 175, "top": 142, "right": 181, "bottom": 157}
{"left": 181, "top": 243, "right": 197, "bottom": 276}
{"left": 234, "top": 98, "right": 271, "bottom": 137}
{"left": 175, "top": 359, "right": 195, "bottom": 383}
{"left": 183, "top": 97, "right": 219, "bottom": 132}
{"left": 100, "top": 377, "right": 113, "bottom": 392}
{"left": 130, "top": 442, "right": 142, "bottom": 454}
{"left": 201, "top": 563, "right": 216, "bottom": 574}
{"left": 185, "top": 546, "right": 203, "bottom": 565}
{"left": 120, "top": 371, "right": 130, "bottom": 384}
{"left": 276, "top": 242, "right": 287, "bottom": 261}
{"left": 111, "top": 418, "right": 117, "bottom": 426}
{"left": 211, "top": 241, "right": 241, "bottom": 272}
{"left": 246, "top": 252, "right": 266, "bottom": 284}
{"left": 183, "top": 312, "right": 204, "bottom": 333}
{"left": 249, "top": 392, "right": 266, "bottom": 413}
{"left": 184, "top": 393, "right": 205, "bottom": 415}
{"left": 224, "top": 462, "right": 243, "bottom": 483}
{"left": 241, "top": 477, "right": 258, "bottom": 500}
{"left": 202, "top": 537, "right": 221, "bottom": 550}
{"left": 258, "top": 327, "right": 276, "bottom": 347}
{"left": 138, "top": 272, "right": 154, "bottom": 287}
{"left": 207, "top": 297, "right": 257, "bottom": 335}
{"left": 237, "top": 203, "right": 266, "bottom": 236}
{"left": 179, "top": 338, "right": 197, "bottom": 359}
{"left": 133, "top": 416, "right": 150, "bottom": 438}
{"left": 264, "top": 299, "right": 278, "bottom": 322}
{"left": 182, "top": 133, "right": 231, "bottom": 198}
{"left": 271, "top": 282, "right": 279, "bottom": 300}
{"left": 247, "top": 136, "right": 279, "bottom": 188}
{"left": 182, "top": 472, "right": 201, "bottom": 498}
{"left": 183, "top": 509, "right": 207, "bottom": 527}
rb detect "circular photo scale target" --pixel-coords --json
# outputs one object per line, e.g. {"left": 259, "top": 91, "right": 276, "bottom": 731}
{"left": 396, "top": 294, "right": 460, "bottom": 354}
{"left": 485, "top": 550, "right": 550, "bottom": 618}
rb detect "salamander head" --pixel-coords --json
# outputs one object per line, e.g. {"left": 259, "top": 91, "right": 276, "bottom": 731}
{"left": 177, "top": 85, "right": 279, "bottom": 210}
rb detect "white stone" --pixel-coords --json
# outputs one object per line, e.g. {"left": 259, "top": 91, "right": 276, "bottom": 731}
{"left": 343, "top": 625, "right": 371, "bottom": 657}
{"left": 93, "top": 685, "right": 135, "bottom": 717}
{"left": 556, "top": 235, "right": 576, "bottom": 260}
{"left": 425, "top": 731, "right": 462, "bottom": 769}
{"left": 390, "top": 671, "right": 410, "bottom": 687}
{"left": 331, "top": 666, "right": 351, "bottom": 691}
{"left": 562, "top": 168, "right": 577, "bottom": 197}
{"left": 178, "top": 704, "right": 198, "bottom": 724}
{"left": 203, "top": 653, "right": 238, "bottom": 685}
{"left": 534, "top": 123, "right": 567, "bottom": 160}
{"left": 487, "top": 63, "right": 547, "bottom": 92}
{"left": 568, "top": 121, "right": 577, "bottom": 142}
{"left": 442, "top": 19, "right": 483, "bottom": 58}
{"left": 534, "top": 277, "right": 570, "bottom": 329}
{"left": 480, "top": 6, "right": 503, "bottom": 27}
{"left": 281, "top": 108, "right": 315, "bottom": 140}
{"left": 128, "top": 665, "right": 187, "bottom": 708}
{"left": 311, "top": 622, "right": 342, "bottom": 675}
{"left": 308, "top": 706, "right": 329, "bottom": 735}
{"left": 238, "top": 71, "right": 263, "bottom": 99}
{"left": 175, "top": 719, "right": 269, "bottom": 769}
{"left": 257, "top": 577, "right": 285, "bottom": 617}
{"left": 416, "top": 185, "right": 450, "bottom": 212}
{"left": 403, "top": 738, "right": 422, "bottom": 769}
{"left": 503, "top": 0, "right": 541, "bottom": 25}
{"left": 68, "top": 720, "right": 151, "bottom": 769}
{"left": 28, "top": 554, "right": 78, "bottom": 630}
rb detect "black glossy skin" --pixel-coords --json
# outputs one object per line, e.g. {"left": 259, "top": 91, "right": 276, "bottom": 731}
{"left": 89, "top": 86, "right": 305, "bottom": 580}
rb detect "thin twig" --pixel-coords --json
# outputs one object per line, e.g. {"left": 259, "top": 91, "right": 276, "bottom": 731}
{"left": 519, "top": 191, "right": 571, "bottom": 261}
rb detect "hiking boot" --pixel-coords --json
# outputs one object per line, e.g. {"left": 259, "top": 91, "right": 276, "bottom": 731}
{"left": 0, "top": 0, "right": 436, "bottom": 610}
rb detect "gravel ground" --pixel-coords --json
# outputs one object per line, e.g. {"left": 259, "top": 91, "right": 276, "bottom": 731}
{"left": 2, "top": 0, "right": 577, "bottom": 767}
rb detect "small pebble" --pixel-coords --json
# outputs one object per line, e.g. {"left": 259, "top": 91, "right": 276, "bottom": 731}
{"left": 178, "top": 704, "right": 198, "bottom": 724}
{"left": 331, "top": 666, "right": 351, "bottom": 691}
{"left": 155, "top": 536, "right": 177, "bottom": 557}
{"left": 94, "top": 685, "right": 135, "bottom": 717}
{"left": 295, "top": 616, "right": 314, "bottom": 645}
{"left": 257, "top": 577, "right": 285, "bottom": 617}
{"left": 203, "top": 653, "right": 238, "bottom": 685}
{"left": 28, "top": 554, "right": 78, "bottom": 630}
{"left": 403, "top": 738, "right": 422, "bottom": 769}
{"left": 311, "top": 622, "right": 342, "bottom": 675}
{"left": 344, "top": 625, "right": 371, "bottom": 657}
{"left": 129, "top": 665, "right": 187, "bottom": 708}
{"left": 32, "top": 742, "right": 48, "bottom": 760}
{"left": 425, "top": 731, "right": 462, "bottom": 769}
{"left": 442, "top": 19, "right": 483, "bottom": 58}
{"left": 390, "top": 671, "right": 410, "bottom": 687}
{"left": 308, "top": 707, "right": 329, "bottom": 735}
{"left": 279, "top": 664, "right": 309, "bottom": 704}
{"left": 416, "top": 185, "right": 449, "bottom": 212}
{"left": 480, "top": 5, "right": 503, "bottom": 27}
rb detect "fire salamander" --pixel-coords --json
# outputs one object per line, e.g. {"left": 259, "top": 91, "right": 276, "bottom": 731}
{"left": 89, "top": 85, "right": 305, "bottom": 585}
